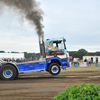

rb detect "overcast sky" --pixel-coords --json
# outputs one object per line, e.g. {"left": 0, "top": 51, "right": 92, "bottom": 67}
{"left": 0, "top": 0, "right": 100, "bottom": 53}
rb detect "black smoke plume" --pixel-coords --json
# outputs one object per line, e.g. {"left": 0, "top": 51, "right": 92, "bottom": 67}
{"left": 0, "top": 0, "right": 44, "bottom": 37}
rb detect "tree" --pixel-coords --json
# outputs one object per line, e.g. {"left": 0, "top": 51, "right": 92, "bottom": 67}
{"left": 23, "top": 52, "right": 40, "bottom": 60}
{"left": 95, "top": 52, "right": 100, "bottom": 56}
{"left": 23, "top": 52, "right": 27, "bottom": 58}
{"left": 69, "top": 51, "right": 77, "bottom": 58}
{"left": 11, "top": 51, "right": 18, "bottom": 53}
{"left": 0, "top": 50, "right": 5, "bottom": 53}
{"left": 76, "top": 49, "right": 88, "bottom": 59}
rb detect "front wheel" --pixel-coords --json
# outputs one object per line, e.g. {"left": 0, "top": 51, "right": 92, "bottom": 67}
{"left": 0, "top": 65, "right": 18, "bottom": 80}
{"left": 49, "top": 63, "right": 61, "bottom": 75}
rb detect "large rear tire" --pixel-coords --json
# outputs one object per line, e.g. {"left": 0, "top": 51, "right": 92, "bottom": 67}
{"left": 0, "top": 65, "right": 17, "bottom": 80}
{"left": 49, "top": 63, "right": 61, "bottom": 75}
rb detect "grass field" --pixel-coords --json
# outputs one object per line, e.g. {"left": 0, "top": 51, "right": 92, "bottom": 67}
{"left": 64, "top": 63, "right": 100, "bottom": 72}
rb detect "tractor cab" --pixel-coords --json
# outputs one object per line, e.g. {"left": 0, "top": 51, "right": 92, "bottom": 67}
{"left": 45, "top": 37, "right": 69, "bottom": 59}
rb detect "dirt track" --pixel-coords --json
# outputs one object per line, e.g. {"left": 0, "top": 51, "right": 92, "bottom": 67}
{"left": 0, "top": 71, "right": 100, "bottom": 100}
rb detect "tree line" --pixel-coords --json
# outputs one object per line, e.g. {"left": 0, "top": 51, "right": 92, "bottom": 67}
{"left": 0, "top": 49, "right": 100, "bottom": 60}
{"left": 69, "top": 49, "right": 100, "bottom": 59}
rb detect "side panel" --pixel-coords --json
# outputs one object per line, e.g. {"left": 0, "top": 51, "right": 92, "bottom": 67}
{"left": 16, "top": 61, "right": 45, "bottom": 72}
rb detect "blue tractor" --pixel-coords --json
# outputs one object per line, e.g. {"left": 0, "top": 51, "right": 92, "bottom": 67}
{"left": 0, "top": 37, "right": 70, "bottom": 80}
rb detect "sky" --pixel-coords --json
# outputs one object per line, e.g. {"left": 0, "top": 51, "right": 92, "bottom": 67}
{"left": 0, "top": 0, "right": 100, "bottom": 53}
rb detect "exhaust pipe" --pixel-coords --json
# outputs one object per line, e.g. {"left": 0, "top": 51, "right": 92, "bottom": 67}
{"left": 39, "top": 36, "right": 43, "bottom": 58}
{"left": 42, "top": 36, "right": 46, "bottom": 58}
{"left": 38, "top": 36, "right": 46, "bottom": 58}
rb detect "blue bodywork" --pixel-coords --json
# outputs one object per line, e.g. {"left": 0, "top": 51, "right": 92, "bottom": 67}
{"left": 16, "top": 61, "right": 45, "bottom": 72}
{"left": 0, "top": 58, "right": 70, "bottom": 74}
{"left": 15, "top": 56, "right": 70, "bottom": 73}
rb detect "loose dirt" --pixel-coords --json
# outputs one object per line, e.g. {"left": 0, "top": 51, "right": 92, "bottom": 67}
{"left": 0, "top": 70, "right": 100, "bottom": 100}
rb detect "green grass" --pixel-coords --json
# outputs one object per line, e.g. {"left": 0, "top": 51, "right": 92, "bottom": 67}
{"left": 62, "top": 64, "right": 100, "bottom": 72}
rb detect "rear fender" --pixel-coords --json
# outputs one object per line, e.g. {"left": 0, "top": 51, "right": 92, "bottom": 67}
{"left": 1, "top": 63, "right": 19, "bottom": 74}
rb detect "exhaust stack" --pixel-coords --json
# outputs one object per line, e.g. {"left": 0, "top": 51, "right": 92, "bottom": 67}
{"left": 42, "top": 36, "right": 46, "bottom": 58}
{"left": 39, "top": 36, "right": 46, "bottom": 58}
{"left": 39, "top": 36, "right": 43, "bottom": 58}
